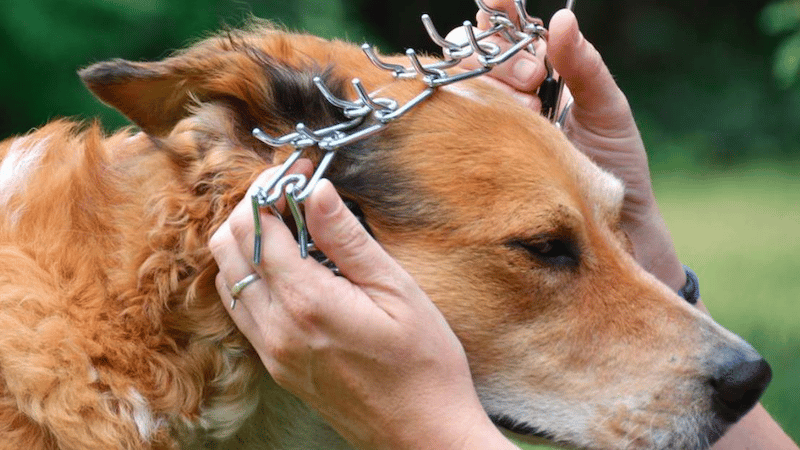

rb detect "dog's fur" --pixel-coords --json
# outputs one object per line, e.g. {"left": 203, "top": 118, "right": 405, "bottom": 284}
{"left": 0, "top": 23, "right": 769, "bottom": 450}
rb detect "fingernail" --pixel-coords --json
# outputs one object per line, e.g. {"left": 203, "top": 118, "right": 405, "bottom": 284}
{"left": 513, "top": 58, "right": 537, "bottom": 84}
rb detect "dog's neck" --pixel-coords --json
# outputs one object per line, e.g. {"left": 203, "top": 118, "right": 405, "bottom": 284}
{"left": 198, "top": 377, "right": 352, "bottom": 450}
{"left": 110, "top": 122, "right": 358, "bottom": 448}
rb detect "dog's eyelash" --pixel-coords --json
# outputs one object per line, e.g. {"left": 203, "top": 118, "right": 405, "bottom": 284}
{"left": 507, "top": 238, "right": 580, "bottom": 269}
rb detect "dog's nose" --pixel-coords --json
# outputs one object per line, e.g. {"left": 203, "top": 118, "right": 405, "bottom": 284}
{"left": 710, "top": 349, "right": 772, "bottom": 422}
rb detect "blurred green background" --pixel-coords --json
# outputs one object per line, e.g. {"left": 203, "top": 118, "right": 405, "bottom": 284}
{"left": 2, "top": 0, "right": 798, "bottom": 447}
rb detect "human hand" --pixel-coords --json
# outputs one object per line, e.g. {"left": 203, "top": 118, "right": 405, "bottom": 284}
{"left": 209, "top": 165, "right": 517, "bottom": 450}
{"left": 452, "top": 3, "right": 685, "bottom": 289}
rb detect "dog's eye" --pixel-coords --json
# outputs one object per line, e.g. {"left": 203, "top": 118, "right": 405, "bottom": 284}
{"left": 507, "top": 238, "right": 579, "bottom": 268}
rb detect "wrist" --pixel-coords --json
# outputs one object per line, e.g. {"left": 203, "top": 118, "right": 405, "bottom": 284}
{"left": 452, "top": 413, "right": 520, "bottom": 450}
{"left": 385, "top": 400, "right": 518, "bottom": 450}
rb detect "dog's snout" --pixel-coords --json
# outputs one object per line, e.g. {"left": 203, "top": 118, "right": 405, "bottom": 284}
{"left": 709, "top": 348, "right": 772, "bottom": 422}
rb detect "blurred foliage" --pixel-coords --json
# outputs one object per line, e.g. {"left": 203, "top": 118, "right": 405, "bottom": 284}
{"left": 0, "top": 0, "right": 375, "bottom": 135}
{"left": 2, "top": 0, "right": 800, "bottom": 168}
{"left": 760, "top": 0, "right": 800, "bottom": 87}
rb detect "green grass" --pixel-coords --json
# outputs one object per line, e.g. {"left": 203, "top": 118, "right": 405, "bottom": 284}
{"left": 657, "top": 165, "right": 800, "bottom": 442}
{"left": 514, "top": 164, "right": 800, "bottom": 449}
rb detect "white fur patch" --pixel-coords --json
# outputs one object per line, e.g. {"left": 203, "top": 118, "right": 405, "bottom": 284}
{"left": 477, "top": 382, "right": 596, "bottom": 449}
{"left": 575, "top": 151, "right": 625, "bottom": 219}
{"left": 441, "top": 83, "right": 487, "bottom": 104}
{"left": 0, "top": 135, "right": 48, "bottom": 222}
{"left": 125, "top": 388, "right": 161, "bottom": 441}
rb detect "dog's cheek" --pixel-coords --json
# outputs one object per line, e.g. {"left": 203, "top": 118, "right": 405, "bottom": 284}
{"left": 384, "top": 242, "right": 559, "bottom": 372}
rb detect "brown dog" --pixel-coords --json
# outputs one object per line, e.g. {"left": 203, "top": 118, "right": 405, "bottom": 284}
{"left": 0, "top": 23, "right": 770, "bottom": 450}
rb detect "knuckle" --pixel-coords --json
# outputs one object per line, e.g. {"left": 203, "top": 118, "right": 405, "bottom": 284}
{"left": 286, "top": 297, "right": 323, "bottom": 331}
{"left": 274, "top": 280, "right": 324, "bottom": 331}
{"left": 228, "top": 209, "right": 255, "bottom": 243}
{"left": 331, "top": 215, "right": 373, "bottom": 257}
{"left": 263, "top": 356, "right": 291, "bottom": 388}
{"left": 214, "top": 273, "right": 227, "bottom": 294}
{"left": 264, "top": 330, "right": 297, "bottom": 368}
{"left": 208, "top": 223, "right": 233, "bottom": 257}
{"left": 269, "top": 341, "right": 294, "bottom": 367}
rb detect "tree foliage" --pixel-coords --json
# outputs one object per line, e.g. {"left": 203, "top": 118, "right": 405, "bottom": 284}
{"left": 2, "top": 0, "right": 799, "bottom": 167}
{"left": 760, "top": 0, "right": 800, "bottom": 87}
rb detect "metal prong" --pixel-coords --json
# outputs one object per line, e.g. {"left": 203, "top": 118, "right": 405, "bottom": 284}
{"left": 253, "top": 127, "right": 294, "bottom": 147}
{"left": 296, "top": 123, "right": 325, "bottom": 141}
{"left": 406, "top": 49, "right": 445, "bottom": 79}
{"left": 252, "top": 194, "right": 263, "bottom": 265}
{"left": 555, "top": 97, "right": 573, "bottom": 130}
{"left": 295, "top": 151, "right": 336, "bottom": 202}
{"left": 285, "top": 186, "right": 309, "bottom": 259}
{"left": 252, "top": 148, "right": 304, "bottom": 206}
{"left": 314, "top": 76, "right": 358, "bottom": 110}
{"left": 421, "top": 14, "right": 460, "bottom": 52}
{"left": 514, "top": 0, "right": 540, "bottom": 34}
{"left": 474, "top": 0, "right": 510, "bottom": 22}
{"left": 362, "top": 43, "right": 410, "bottom": 78}
{"left": 270, "top": 204, "right": 283, "bottom": 222}
{"left": 464, "top": 21, "right": 500, "bottom": 60}
{"left": 351, "top": 79, "right": 388, "bottom": 112}
{"left": 464, "top": 21, "right": 487, "bottom": 57}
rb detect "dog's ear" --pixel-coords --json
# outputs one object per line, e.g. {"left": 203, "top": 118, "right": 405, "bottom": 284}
{"left": 79, "top": 28, "right": 352, "bottom": 137}
{"left": 79, "top": 59, "right": 185, "bottom": 136}
{"left": 79, "top": 43, "right": 267, "bottom": 136}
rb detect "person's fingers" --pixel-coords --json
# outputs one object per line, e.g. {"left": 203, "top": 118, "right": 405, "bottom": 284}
{"left": 214, "top": 268, "right": 261, "bottom": 337}
{"left": 483, "top": 75, "right": 544, "bottom": 111}
{"left": 210, "top": 220, "right": 269, "bottom": 308}
{"left": 210, "top": 221, "right": 281, "bottom": 371}
{"left": 304, "top": 180, "right": 418, "bottom": 296}
{"left": 548, "top": 9, "right": 634, "bottom": 130}
{"left": 213, "top": 258, "right": 304, "bottom": 393}
{"left": 447, "top": 26, "right": 547, "bottom": 93}
{"left": 211, "top": 164, "right": 337, "bottom": 382}
{"left": 304, "top": 180, "right": 457, "bottom": 346}
{"left": 226, "top": 162, "right": 327, "bottom": 281}
{"left": 244, "top": 158, "right": 315, "bottom": 216}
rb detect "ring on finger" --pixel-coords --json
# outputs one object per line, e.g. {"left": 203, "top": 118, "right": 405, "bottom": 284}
{"left": 229, "top": 273, "right": 260, "bottom": 309}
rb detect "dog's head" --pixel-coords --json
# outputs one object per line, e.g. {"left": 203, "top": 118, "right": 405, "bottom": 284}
{"left": 80, "top": 24, "right": 770, "bottom": 450}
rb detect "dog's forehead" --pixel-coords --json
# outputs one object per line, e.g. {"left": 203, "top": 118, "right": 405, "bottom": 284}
{"left": 387, "top": 79, "right": 626, "bottom": 237}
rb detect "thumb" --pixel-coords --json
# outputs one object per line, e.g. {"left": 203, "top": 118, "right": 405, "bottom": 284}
{"left": 548, "top": 9, "right": 634, "bottom": 129}
{"left": 305, "top": 180, "right": 408, "bottom": 290}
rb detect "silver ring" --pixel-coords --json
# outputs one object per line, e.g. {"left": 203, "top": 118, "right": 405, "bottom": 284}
{"left": 229, "top": 273, "right": 260, "bottom": 309}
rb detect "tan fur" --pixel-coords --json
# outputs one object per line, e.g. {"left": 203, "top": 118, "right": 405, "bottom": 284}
{"left": 0, "top": 24, "right": 764, "bottom": 450}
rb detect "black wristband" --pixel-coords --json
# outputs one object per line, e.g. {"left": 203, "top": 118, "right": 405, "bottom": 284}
{"left": 678, "top": 265, "right": 700, "bottom": 305}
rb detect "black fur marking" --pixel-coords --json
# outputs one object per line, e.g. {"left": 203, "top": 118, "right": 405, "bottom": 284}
{"left": 238, "top": 42, "right": 440, "bottom": 231}
{"left": 266, "top": 65, "right": 347, "bottom": 130}
{"left": 326, "top": 136, "right": 442, "bottom": 230}
{"left": 232, "top": 40, "right": 349, "bottom": 131}
{"left": 78, "top": 59, "right": 158, "bottom": 86}
{"left": 490, "top": 415, "right": 555, "bottom": 441}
